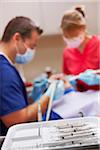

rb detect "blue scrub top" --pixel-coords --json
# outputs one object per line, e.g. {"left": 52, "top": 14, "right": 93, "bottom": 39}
{"left": 0, "top": 55, "right": 28, "bottom": 136}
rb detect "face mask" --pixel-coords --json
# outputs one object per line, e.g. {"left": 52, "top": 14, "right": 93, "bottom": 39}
{"left": 16, "top": 48, "right": 36, "bottom": 64}
{"left": 63, "top": 34, "right": 84, "bottom": 48}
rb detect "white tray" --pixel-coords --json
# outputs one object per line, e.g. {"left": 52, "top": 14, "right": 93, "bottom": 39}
{"left": 2, "top": 117, "right": 100, "bottom": 150}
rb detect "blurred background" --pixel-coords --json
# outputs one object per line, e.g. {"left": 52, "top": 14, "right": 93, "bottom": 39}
{"left": 0, "top": 0, "right": 100, "bottom": 81}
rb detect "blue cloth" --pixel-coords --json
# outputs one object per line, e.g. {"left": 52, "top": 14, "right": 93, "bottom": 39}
{"left": 64, "top": 87, "right": 75, "bottom": 94}
{"left": 0, "top": 55, "right": 28, "bottom": 135}
{"left": 43, "top": 110, "right": 62, "bottom": 121}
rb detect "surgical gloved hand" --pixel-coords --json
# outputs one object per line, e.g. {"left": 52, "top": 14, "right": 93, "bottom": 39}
{"left": 31, "top": 78, "right": 48, "bottom": 102}
{"left": 45, "top": 80, "right": 65, "bottom": 101}
{"left": 44, "top": 82, "right": 54, "bottom": 97}
{"left": 79, "top": 69, "right": 100, "bottom": 85}
{"left": 53, "top": 80, "right": 65, "bottom": 100}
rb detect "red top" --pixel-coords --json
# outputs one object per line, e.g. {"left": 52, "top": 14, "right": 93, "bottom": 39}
{"left": 63, "top": 35, "right": 100, "bottom": 75}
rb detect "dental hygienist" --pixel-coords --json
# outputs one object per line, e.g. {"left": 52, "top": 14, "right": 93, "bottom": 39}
{"left": 0, "top": 16, "right": 50, "bottom": 136}
{"left": 61, "top": 6, "right": 100, "bottom": 75}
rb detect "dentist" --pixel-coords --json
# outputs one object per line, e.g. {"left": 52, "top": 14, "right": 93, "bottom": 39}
{"left": 0, "top": 16, "right": 73, "bottom": 136}
{"left": 0, "top": 16, "right": 49, "bottom": 136}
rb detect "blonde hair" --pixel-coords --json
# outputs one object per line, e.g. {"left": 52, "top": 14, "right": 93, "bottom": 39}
{"left": 61, "top": 6, "right": 86, "bottom": 31}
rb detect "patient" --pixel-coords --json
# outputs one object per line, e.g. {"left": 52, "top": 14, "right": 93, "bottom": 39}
{"left": 43, "top": 73, "right": 100, "bottom": 120}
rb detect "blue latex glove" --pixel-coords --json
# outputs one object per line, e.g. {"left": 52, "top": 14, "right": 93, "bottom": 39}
{"left": 31, "top": 78, "right": 48, "bottom": 102}
{"left": 45, "top": 82, "right": 54, "bottom": 97}
{"left": 79, "top": 69, "right": 100, "bottom": 85}
{"left": 45, "top": 80, "right": 65, "bottom": 101}
{"left": 54, "top": 80, "right": 65, "bottom": 100}
{"left": 66, "top": 69, "right": 100, "bottom": 87}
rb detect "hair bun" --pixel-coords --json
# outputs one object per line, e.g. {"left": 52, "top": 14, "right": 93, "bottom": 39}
{"left": 75, "top": 6, "right": 85, "bottom": 18}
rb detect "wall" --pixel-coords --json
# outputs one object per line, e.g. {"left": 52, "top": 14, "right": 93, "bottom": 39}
{"left": 0, "top": 0, "right": 99, "bottom": 36}
{"left": 98, "top": 1, "right": 100, "bottom": 34}
{"left": 0, "top": 0, "right": 99, "bottom": 81}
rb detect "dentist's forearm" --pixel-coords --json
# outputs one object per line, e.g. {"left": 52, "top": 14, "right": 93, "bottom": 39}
{"left": 1, "top": 95, "right": 50, "bottom": 128}
{"left": 25, "top": 95, "right": 50, "bottom": 122}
